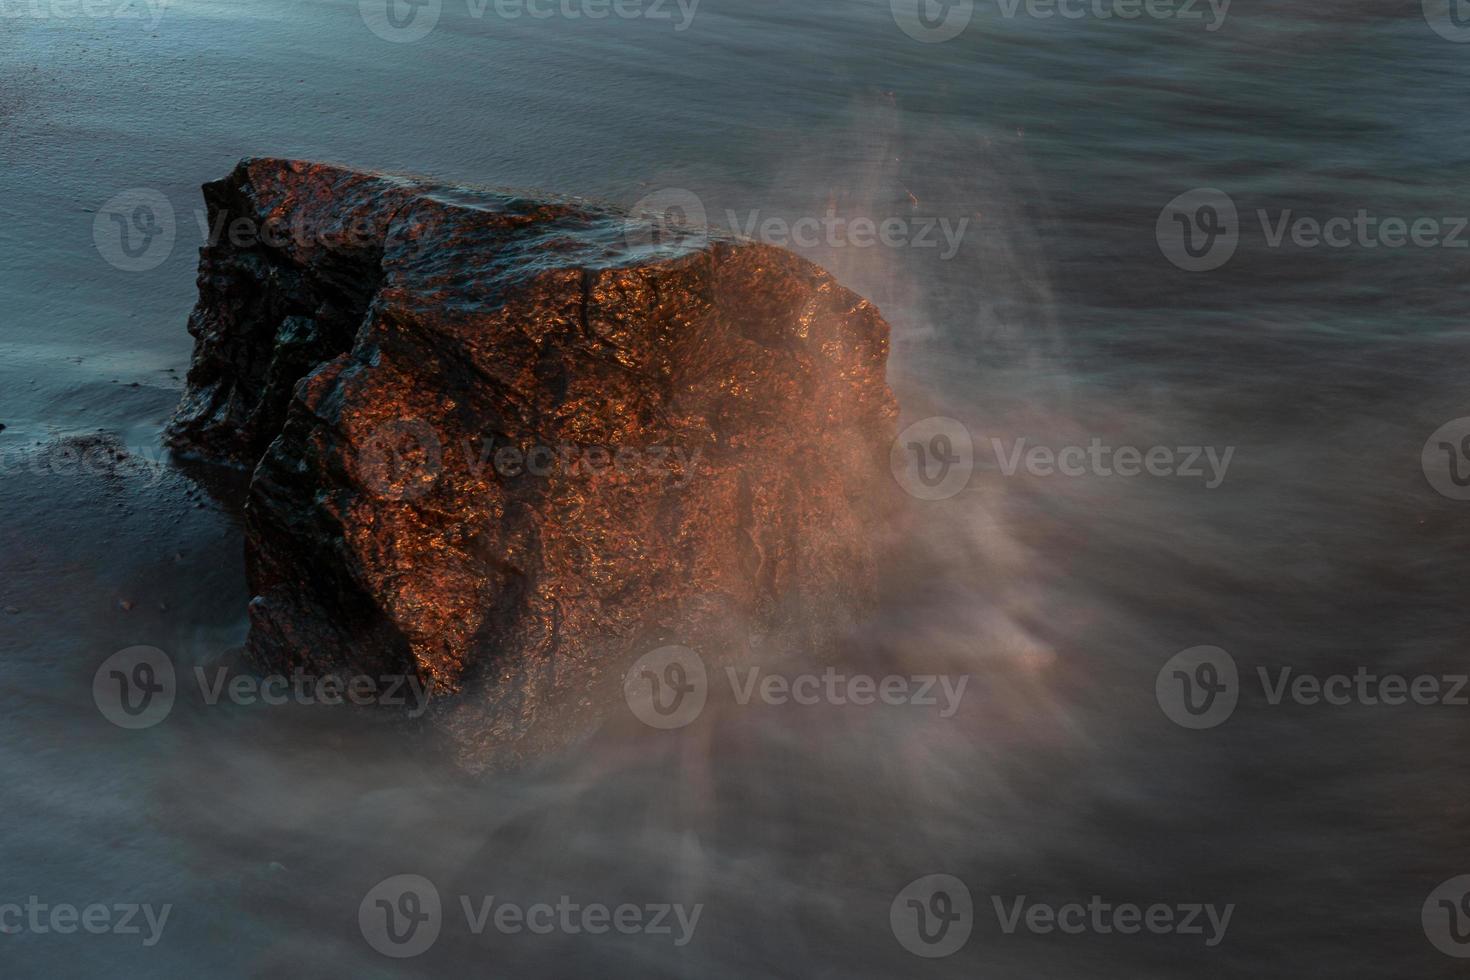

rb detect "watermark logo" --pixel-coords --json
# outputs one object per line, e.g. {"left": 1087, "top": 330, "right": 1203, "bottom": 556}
{"left": 624, "top": 645, "right": 708, "bottom": 729}
{"left": 1157, "top": 188, "right": 1238, "bottom": 272}
{"left": 890, "top": 0, "right": 973, "bottom": 42}
{"left": 92, "top": 646, "right": 176, "bottom": 730}
{"left": 890, "top": 417, "right": 974, "bottom": 501}
{"left": 93, "top": 189, "right": 176, "bottom": 273}
{"left": 360, "top": 0, "right": 442, "bottom": 42}
{"left": 1424, "top": 875, "right": 1470, "bottom": 957}
{"left": 356, "top": 419, "right": 444, "bottom": 502}
{"left": 1156, "top": 645, "right": 1238, "bottom": 729}
{"left": 1422, "top": 418, "right": 1470, "bottom": 501}
{"left": 625, "top": 188, "right": 708, "bottom": 252}
{"left": 360, "top": 874, "right": 443, "bottom": 958}
{"left": 1424, "top": 0, "right": 1470, "bottom": 42}
{"left": 891, "top": 874, "right": 973, "bottom": 957}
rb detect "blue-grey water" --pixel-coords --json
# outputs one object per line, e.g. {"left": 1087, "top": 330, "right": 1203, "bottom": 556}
{"left": 2, "top": 1, "right": 1468, "bottom": 976}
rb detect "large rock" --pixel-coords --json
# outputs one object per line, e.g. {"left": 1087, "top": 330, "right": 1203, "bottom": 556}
{"left": 167, "top": 158, "right": 898, "bottom": 762}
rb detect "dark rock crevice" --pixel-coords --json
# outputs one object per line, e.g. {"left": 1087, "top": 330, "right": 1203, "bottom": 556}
{"left": 167, "top": 163, "right": 405, "bottom": 467}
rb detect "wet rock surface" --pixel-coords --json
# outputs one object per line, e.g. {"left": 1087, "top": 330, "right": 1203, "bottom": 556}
{"left": 167, "top": 158, "right": 898, "bottom": 763}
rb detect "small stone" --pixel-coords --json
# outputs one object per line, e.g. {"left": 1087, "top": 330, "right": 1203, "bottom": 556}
{"left": 118, "top": 600, "right": 134, "bottom": 612}
{"left": 157, "top": 602, "right": 168, "bottom": 612}
{"left": 4, "top": 606, "right": 19, "bottom": 615}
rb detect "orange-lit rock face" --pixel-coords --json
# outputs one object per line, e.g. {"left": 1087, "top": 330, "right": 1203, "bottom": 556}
{"left": 168, "top": 158, "right": 898, "bottom": 760}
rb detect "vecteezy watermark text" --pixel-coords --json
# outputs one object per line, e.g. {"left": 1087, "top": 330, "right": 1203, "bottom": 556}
{"left": 992, "top": 895, "right": 1233, "bottom": 947}
{"left": 990, "top": 437, "right": 1234, "bottom": 488}
{"left": 93, "top": 189, "right": 383, "bottom": 273}
{"left": 0, "top": 0, "right": 167, "bottom": 27}
{"left": 93, "top": 646, "right": 432, "bottom": 730}
{"left": 358, "top": 875, "right": 702, "bottom": 958}
{"left": 1158, "top": 188, "right": 1470, "bottom": 272}
{"left": 466, "top": 0, "right": 697, "bottom": 27}
{"left": 727, "top": 666, "right": 969, "bottom": 717}
{"left": 888, "top": 416, "right": 1236, "bottom": 500}
{"left": 995, "top": 0, "right": 1229, "bottom": 29}
{"left": 0, "top": 899, "right": 171, "bottom": 947}
{"left": 889, "top": 875, "right": 1233, "bottom": 957}
{"left": 1156, "top": 645, "right": 1470, "bottom": 729}
{"left": 889, "top": 0, "right": 1228, "bottom": 43}
{"left": 358, "top": 0, "right": 698, "bottom": 43}
{"left": 722, "top": 209, "right": 970, "bottom": 260}
{"left": 623, "top": 189, "right": 972, "bottom": 259}
{"left": 356, "top": 420, "right": 703, "bottom": 502}
{"left": 0, "top": 439, "right": 171, "bottom": 488}
{"left": 622, "top": 646, "right": 970, "bottom": 729}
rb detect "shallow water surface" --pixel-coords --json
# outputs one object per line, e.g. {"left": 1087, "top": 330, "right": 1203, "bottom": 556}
{"left": 1, "top": 1, "right": 1468, "bottom": 976}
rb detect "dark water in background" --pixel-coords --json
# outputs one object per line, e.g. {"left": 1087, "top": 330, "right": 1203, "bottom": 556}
{"left": 2, "top": 1, "right": 1470, "bottom": 976}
